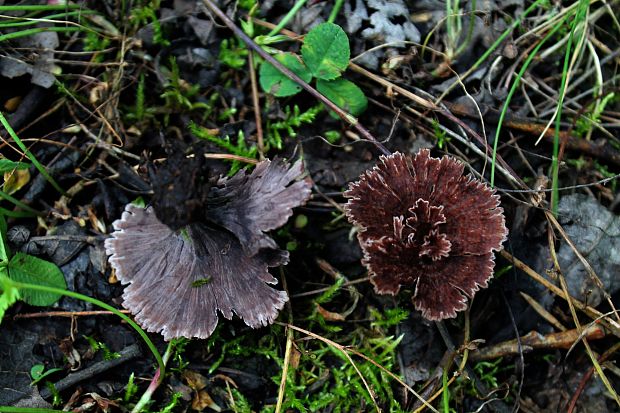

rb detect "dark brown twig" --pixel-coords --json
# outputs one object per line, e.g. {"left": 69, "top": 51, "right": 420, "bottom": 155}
{"left": 39, "top": 344, "right": 142, "bottom": 400}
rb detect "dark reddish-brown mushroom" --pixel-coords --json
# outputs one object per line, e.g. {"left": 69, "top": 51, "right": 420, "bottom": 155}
{"left": 344, "top": 149, "right": 507, "bottom": 320}
{"left": 105, "top": 159, "right": 311, "bottom": 340}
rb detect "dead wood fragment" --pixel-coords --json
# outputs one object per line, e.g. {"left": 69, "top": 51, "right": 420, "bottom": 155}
{"left": 470, "top": 325, "right": 605, "bottom": 361}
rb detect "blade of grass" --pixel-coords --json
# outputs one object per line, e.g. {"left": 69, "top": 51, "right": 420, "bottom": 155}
{"left": 0, "top": 25, "right": 82, "bottom": 42}
{"left": 436, "top": 0, "right": 548, "bottom": 103}
{"left": 0, "top": 4, "right": 82, "bottom": 11}
{"left": 490, "top": 14, "right": 570, "bottom": 186}
{"left": 0, "top": 207, "right": 36, "bottom": 218}
{"left": 0, "top": 189, "right": 43, "bottom": 216}
{"left": 550, "top": 0, "right": 589, "bottom": 213}
{"left": 557, "top": 270, "right": 620, "bottom": 406}
{"left": 0, "top": 112, "right": 66, "bottom": 195}
{"left": 0, "top": 407, "right": 64, "bottom": 413}
{"left": 454, "top": 0, "right": 476, "bottom": 57}
{"left": 266, "top": 0, "right": 309, "bottom": 37}
{"left": 0, "top": 10, "right": 96, "bottom": 28}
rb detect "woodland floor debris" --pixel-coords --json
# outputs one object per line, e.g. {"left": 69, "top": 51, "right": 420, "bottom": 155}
{"left": 0, "top": 0, "right": 619, "bottom": 411}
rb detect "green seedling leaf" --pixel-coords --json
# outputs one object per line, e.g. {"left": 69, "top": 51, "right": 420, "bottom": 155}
{"left": 316, "top": 78, "right": 367, "bottom": 117}
{"left": 8, "top": 252, "right": 66, "bottom": 306}
{"left": 0, "top": 274, "right": 20, "bottom": 324}
{"left": 259, "top": 53, "right": 312, "bottom": 97}
{"left": 301, "top": 22, "right": 350, "bottom": 80}
{"left": 30, "top": 363, "right": 63, "bottom": 385}
{"left": 0, "top": 159, "right": 30, "bottom": 173}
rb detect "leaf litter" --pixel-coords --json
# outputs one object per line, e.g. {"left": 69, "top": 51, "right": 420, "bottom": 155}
{"left": 0, "top": 0, "right": 618, "bottom": 411}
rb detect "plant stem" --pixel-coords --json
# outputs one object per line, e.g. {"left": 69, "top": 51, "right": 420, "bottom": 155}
{"left": 267, "top": 0, "right": 309, "bottom": 37}
{"left": 550, "top": 0, "right": 589, "bottom": 214}
{"left": 131, "top": 342, "right": 175, "bottom": 413}
{"left": 328, "top": 0, "right": 345, "bottom": 23}
{"left": 201, "top": 0, "right": 390, "bottom": 156}
{"left": 248, "top": 51, "right": 264, "bottom": 158}
{"left": 0, "top": 112, "right": 66, "bottom": 195}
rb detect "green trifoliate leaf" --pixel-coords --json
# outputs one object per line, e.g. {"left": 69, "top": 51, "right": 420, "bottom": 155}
{"left": 317, "top": 78, "right": 368, "bottom": 117}
{"left": 259, "top": 53, "right": 312, "bottom": 97}
{"left": 8, "top": 252, "right": 66, "bottom": 306}
{"left": 301, "top": 22, "right": 350, "bottom": 80}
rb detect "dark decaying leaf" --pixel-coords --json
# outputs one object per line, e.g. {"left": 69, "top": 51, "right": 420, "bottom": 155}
{"left": 344, "top": 149, "right": 507, "bottom": 320}
{"left": 208, "top": 159, "right": 312, "bottom": 254}
{"left": 105, "top": 158, "right": 311, "bottom": 340}
{"left": 105, "top": 205, "right": 288, "bottom": 340}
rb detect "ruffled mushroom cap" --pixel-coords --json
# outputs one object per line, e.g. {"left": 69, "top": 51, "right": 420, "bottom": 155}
{"left": 105, "top": 159, "right": 311, "bottom": 340}
{"left": 344, "top": 150, "right": 507, "bottom": 320}
{"left": 208, "top": 159, "right": 311, "bottom": 254}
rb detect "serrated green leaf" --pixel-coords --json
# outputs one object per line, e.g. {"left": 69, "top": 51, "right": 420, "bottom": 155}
{"left": 316, "top": 78, "right": 367, "bottom": 117}
{"left": 259, "top": 53, "right": 312, "bottom": 97}
{"left": 0, "top": 158, "right": 30, "bottom": 173}
{"left": 301, "top": 22, "right": 350, "bottom": 80}
{"left": 0, "top": 274, "right": 20, "bottom": 324}
{"left": 8, "top": 252, "right": 66, "bottom": 306}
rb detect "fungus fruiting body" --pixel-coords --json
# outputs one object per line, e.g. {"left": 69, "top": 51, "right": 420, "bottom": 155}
{"left": 344, "top": 149, "right": 507, "bottom": 320}
{"left": 105, "top": 159, "right": 311, "bottom": 340}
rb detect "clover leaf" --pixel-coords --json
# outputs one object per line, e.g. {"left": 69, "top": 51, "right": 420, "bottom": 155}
{"left": 317, "top": 78, "right": 368, "bottom": 117}
{"left": 258, "top": 22, "right": 367, "bottom": 118}
{"left": 301, "top": 22, "right": 350, "bottom": 80}
{"left": 259, "top": 53, "right": 312, "bottom": 97}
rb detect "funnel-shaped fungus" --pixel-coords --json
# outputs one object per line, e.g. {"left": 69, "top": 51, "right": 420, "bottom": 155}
{"left": 344, "top": 150, "right": 507, "bottom": 320}
{"left": 105, "top": 159, "right": 311, "bottom": 340}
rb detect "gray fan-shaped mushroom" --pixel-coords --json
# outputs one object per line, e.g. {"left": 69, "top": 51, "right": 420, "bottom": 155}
{"left": 105, "top": 159, "right": 311, "bottom": 340}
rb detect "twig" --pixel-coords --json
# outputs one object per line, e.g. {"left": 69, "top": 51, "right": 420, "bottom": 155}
{"left": 203, "top": 153, "right": 259, "bottom": 164}
{"left": 469, "top": 325, "right": 605, "bottom": 361}
{"left": 519, "top": 291, "right": 566, "bottom": 332}
{"left": 39, "top": 344, "right": 141, "bottom": 399}
{"left": 248, "top": 51, "right": 265, "bottom": 159}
